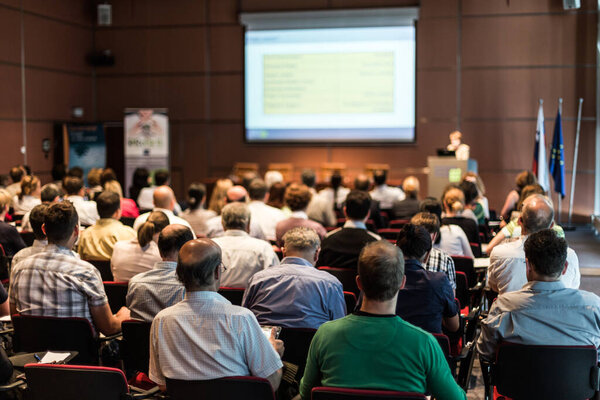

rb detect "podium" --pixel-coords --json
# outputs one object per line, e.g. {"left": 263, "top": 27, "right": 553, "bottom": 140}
{"left": 427, "top": 157, "right": 478, "bottom": 200}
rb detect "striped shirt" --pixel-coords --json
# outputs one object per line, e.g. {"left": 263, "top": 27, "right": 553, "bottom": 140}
{"left": 424, "top": 247, "right": 457, "bottom": 290}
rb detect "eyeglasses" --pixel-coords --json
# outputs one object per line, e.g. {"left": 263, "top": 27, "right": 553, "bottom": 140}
{"left": 220, "top": 262, "right": 228, "bottom": 272}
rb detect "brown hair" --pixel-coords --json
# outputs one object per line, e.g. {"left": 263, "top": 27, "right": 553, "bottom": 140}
{"left": 443, "top": 187, "right": 465, "bottom": 213}
{"left": 138, "top": 210, "right": 169, "bottom": 248}
{"left": 358, "top": 241, "right": 405, "bottom": 302}
{"left": 284, "top": 183, "right": 312, "bottom": 211}
{"left": 19, "top": 175, "right": 40, "bottom": 200}
{"left": 515, "top": 170, "right": 537, "bottom": 191}
{"left": 87, "top": 168, "right": 102, "bottom": 187}
{"left": 208, "top": 179, "right": 233, "bottom": 215}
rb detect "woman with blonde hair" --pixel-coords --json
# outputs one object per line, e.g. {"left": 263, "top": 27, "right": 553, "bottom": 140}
{"left": 13, "top": 175, "right": 41, "bottom": 215}
{"left": 208, "top": 179, "right": 233, "bottom": 215}
{"left": 104, "top": 179, "right": 139, "bottom": 218}
{"left": 441, "top": 187, "right": 480, "bottom": 255}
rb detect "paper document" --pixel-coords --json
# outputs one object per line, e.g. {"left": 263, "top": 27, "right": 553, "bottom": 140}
{"left": 40, "top": 352, "right": 71, "bottom": 364}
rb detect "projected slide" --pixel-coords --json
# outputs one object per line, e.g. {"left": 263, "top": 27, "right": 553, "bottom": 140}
{"left": 245, "top": 26, "right": 415, "bottom": 143}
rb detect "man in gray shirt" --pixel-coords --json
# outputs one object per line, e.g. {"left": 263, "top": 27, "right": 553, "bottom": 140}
{"left": 126, "top": 224, "right": 194, "bottom": 322}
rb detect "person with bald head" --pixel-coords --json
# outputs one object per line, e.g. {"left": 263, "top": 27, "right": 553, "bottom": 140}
{"left": 488, "top": 194, "right": 580, "bottom": 295}
{"left": 149, "top": 238, "right": 284, "bottom": 392}
{"left": 132, "top": 185, "right": 195, "bottom": 236}
{"left": 205, "top": 185, "right": 266, "bottom": 240}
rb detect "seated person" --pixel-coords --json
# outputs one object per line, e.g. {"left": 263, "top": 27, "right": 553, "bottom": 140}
{"left": 12, "top": 175, "right": 41, "bottom": 215}
{"left": 63, "top": 176, "right": 99, "bottom": 226}
{"left": 441, "top": 187, "right": 480, "bottom": 246}
{"left": 111, "top": 210, "right": 168, "bottom": 281}
{"left": 181, "top": 183, "right": 216, "bottom": 237}
{"left": 77, "top": 191, "right": 136, "bottom": 261}
{"left": 0, "top": 189, "right": 26, "bottom": 256}
{"left": 353, "top": 174, "right": 385, "bottom": 230}
{"left": 9, "top": 201, "right": 130, "bottom": 334}
{"left": 275, "top": 183, "right": 327, "bottom": 247}
{"left": 104, "top": 179, "right": 139, "bottom": 219}
{"left": 499, "top": 170, "right": 536, "bottom": 223}
{"left": 298, "top": 240, "right": 466, "bottom": 400}
{"left": 133, "top": 185, "right": 193, "bottom": 235}
{"left": 317, "top": 190, "right": 380, "bottom": 269}
{"left": 243, "top": 227, "right": 345, "bottom": 329}
{"left": 247, "top": 179, "right": 287, "bottom": 242}
{"left": 212, "top": 203, "right": 279, "bottom": 288}
{"left": 369, "top": 169, "right": 404, "bottom": 211}
{"left": 12, "top": 204, "right": 49, "bottom": 271}
{"left": 5, "top": 166, "right": 25, "bottom": 198}
{"left": 303, "top": 169, "right": 336, "bottom": 228}
{"left": 459, "top": 180, "right": 485, "bottom": 225}
{"left": 149, "top": 238, "right": 284, "bottom": 391}
{"left": 20, "top": 183, "right": 61, "bottom": 232}
{"left": 421, "top": 197, "right": 474, "bottom": 258}
{"left": 477, "top": 229, "right": 600, "bottom": 361}
{"left": 318, "top": 172, "right": 350, "bottom": 211}
{"left": 126, "top": 224, "right": 193, "bottom": 322}
{"left": 395, "top": 224, "right": 459, "bottom": 334}
{"left": 391, "top": 176, "right": 421, "bottom": 220}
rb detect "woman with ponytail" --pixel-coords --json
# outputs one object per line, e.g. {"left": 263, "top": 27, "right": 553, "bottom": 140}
{"left": 13, "top": 175, "right": 41, "bottom": 215}
{"left": 111, "top": 210, "right": 169, "bottom": 281}
{"left": 182, "top": 183, "right": 215, "bottom": 237}
{"left": 440, "top": 187, "right": 479, "bottom": 256}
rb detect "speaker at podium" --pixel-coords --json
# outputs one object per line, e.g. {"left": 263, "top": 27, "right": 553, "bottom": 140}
{"left": 427, "top": 156, "right": 478, "bottom": 200}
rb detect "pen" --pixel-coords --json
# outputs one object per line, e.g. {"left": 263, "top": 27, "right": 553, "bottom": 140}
{"left": 34, "top": 353, "right": 41, "bottom": 362}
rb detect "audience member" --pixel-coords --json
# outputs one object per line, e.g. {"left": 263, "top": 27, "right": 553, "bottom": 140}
{"left": 462, "top": 172, "right": 489, "bottom": 219}
{"left": 212, "top": 203, "right": 279, "bottom": 288}
{"left": 207, "top": 179, "right": 233, "bottom": 215}
{"left": 266, "top": 181, "right": 286, "bottom": 210}
{"left": 276, "top": 183, "right": 327, "bottom": 246}
{"left": 77, "top": 191, "right": 136, "bottom": 261}
{"left": 9, "top": 201, "right": 130, "bottom": 334}
{"left": 392, "top": 176, "right": 421, "bottom": 220}
{"left": 100, "top": 168, "right": 117, "bottom": 186}
{"left": 126, "top": 224, "right": 193, "bottom": 322}
{"left": 87, "top": 168, "right": 103, "bottom": 200}
{"left": 63, "top": 176, "right": 100, "bottom": 226}
{"left": 264, "top": 170, "right": 283, "bottom": 189}
{"left": 0, "top": 190, "right": 26, "bottom": 256}
{"left": 12, "top": 175, "right": 41, "bottom": 215}
{"left": 441, "top": 187, "right": 480, "bottom": 250}
{"left": 243, "top": 227, "right": 345, "bottom": 329}
{"left": 395, "top": 224, "right": 459, "bottom": 334}
{"left": 149, "top": 238, "right": 284, "bottom": 391}
{"left": 104, "top": 179, "right": 139, "bottom": 218}
{"left": 11, "top": 204, "right": 48, "bottom": 272}
{"left": 298, "top": 240, "right": 466, "bottom": 400}
{"left": 181, "top": 182, "right": 216, "bottom": 237}
{"left": 477, "top": 229, "right": 600, "bottom": 361}
{"left": 318, "top": 172, "right": 349, "bottom": 211}
{"left": 303, "top": 169, "right": 336, "bottom": 228}
{"left": 51, "top": 164, "right": 67, "bottom": 193}
{"left": 353, "top": 174, "right": 385, "bottom": 229}
{"left": 21, "top": 183, "right": 61, "bottom": 232}
{"left": 488, "top": 194, "right": 580, "bottom": 294}
{"left": 133, "top": 186, "right": 194, "bottom": 235}
{"left": 137, "top": 169, "right": 170, "bottom": 211}
{"left": 411, "top": 212, "right": 456, "bottom": 291}
{"left": 499, "top": 170, "right": 536, "bottom": 222}
{"left": 67, "top": 166, "right": 84, "bottom": 179}
{"left": 129, "top": 167, "right": 149, "bottom": 207}
{"left": 369, "top": 169, "right": 404, "bottom": 210}
{"left": 422, "top": 197, "right": 474, "bottom": 258}
{"left": 5, "top": 166, "right": 25, "bottom": 198}
{"left": 317, "top": 190, "right": 380, "bottom": 269}
{"left": 112, "top": 210, "right": 168, "bottom": 282}
{"left": 459, "top": 180, "right": 485, "bottom": 225}
{"left": 247, "top": 179, "right": 286, "bottom": 241}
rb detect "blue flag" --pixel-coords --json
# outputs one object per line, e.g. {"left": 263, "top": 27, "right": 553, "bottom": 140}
{"left": 549, "top": 107, "right": 566, "bottom": 198}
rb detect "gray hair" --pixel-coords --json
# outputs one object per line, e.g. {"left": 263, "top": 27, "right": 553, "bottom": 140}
{"left": 221, "top": 202, "right": 250, "bottom": 230}
{"left": 282, "top": 227, "right": 320, "bottom": 252}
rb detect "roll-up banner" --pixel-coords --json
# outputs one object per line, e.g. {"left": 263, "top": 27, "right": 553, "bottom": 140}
{"left": 62, "top": 123, "right": 106, "bottom": 186}
{"left": 124, "top": 108, "right": 169, "bottom": 198}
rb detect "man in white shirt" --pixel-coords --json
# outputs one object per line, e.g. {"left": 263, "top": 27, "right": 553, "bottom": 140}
{"left": 247, "top": 179, "right": 286, "bottom": 242}
{"left": 137, "top": 170, "right": 183, "bottom": 214}
{"left": 302, "top": 169, "right": 336, "bottom": 228}
{"left": 488, "top": 194, "right": 580, "bottom": 295}
{"left": 212, "top": 203, "right": 279, "bottom": 288}
{"left": 63, "top": 176, "right": 99, "bottom": 226}
{"left": 133, "top": 186, "right": 194, "bottom": 236}
{"left": 369, "top": 170, "right": 404, "bottom": 210}
{"left": 205, "top": 186, "right": 266, "bottom": 240}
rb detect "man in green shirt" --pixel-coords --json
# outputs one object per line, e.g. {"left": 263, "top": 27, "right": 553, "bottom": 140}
{"left": 297, "top": 240, "right": 466, "bottom": 400}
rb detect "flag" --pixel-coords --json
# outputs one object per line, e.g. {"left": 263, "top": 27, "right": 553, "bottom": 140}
{"left": 549, "top": 105, "right": 566, "bottom": 198}
{"left": 532, "top": 102, "right": 550, "bottom": 191}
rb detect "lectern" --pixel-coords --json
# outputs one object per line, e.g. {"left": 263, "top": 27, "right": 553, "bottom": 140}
{"left": 427, "top": 157, "right": 478, "bottom": 200}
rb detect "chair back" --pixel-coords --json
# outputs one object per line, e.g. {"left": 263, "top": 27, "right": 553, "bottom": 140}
{"left": 121, "top": 320, "right": 152, "bottom": 375}
{"left": 166, "top": 376, "right": 275, "bottom": 400}
{"left": 454, "top": 271, "right": 469, "bottom": 311}
{"left": 278, "top": 327, "right": 317, "bottom": 377}
{"left": 494, "top": 342, "right": 599, "bottom": 400}
{"left": 218, "top": 287, "right": 245, "bottom": 306}
{"left": 343, "top": 291, "right": 357, "bottom": 314}
{"left": 20, "top": 231, "right": 35, "bottom": 247}
{"left": 120, "top": 217, "right": 136, "bottom": 227}
{"left": 389, "top": 219, "right": 410, "bottom": 229}
{"left": 377, "top": 228, "right": 400, "bottom": 241}
{"left": 318, "top": 267, "right": 359, "bottom": 296}
{"left": 103, "top": 281, "right": 128, "bottom": 314}
{"left": 25, "top": 364, "right": 128, "bottom": 400}
{"left": 311, "top": 387, "right": 426, "bottom": 399}
{"left": 450, "top": 256, "right": 476, "bottom": 288}
{"left": 86, "top": 259, "right": 114, "bottom": 281}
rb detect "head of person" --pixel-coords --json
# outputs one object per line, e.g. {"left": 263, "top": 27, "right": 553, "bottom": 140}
{"left": 330, "top": 172, "right": 343, "bottom": 190}
{"left": 208, "top": 179, "right": 233, "bottom": 214}
{"left": 154, "top": 170, "right": 170, "bottom": 186}
{"left": 221, "top": 202, "right": 250, "bottom": 232}
{"left": 0, "top": 189, "right": 10, "bottom": 214}
{"left": 524, "top": 229, "right": 568, "bottom": 282}
{"left": 29, "top": 203, "right": 48, "bottom": 241}
{"left": 138, "top": 210, "right": 170, "bottom": 248}
{"left": 410, "top": 212, "right": 440, "bottom": 243}
{"left": 301, "top": 169, "right": 316, "bottom": 188}
{"left": 19, "top": 175, "right": 40, "bottom": 200}
{"left": 516, "top": 184, "right": 546, "bottom": 211}
{"left": 225, "top": 185, "right": 248, "bottom": 204}
{"left": 248, "top": 179, "right": 268, "bottom": 202}
{"left": 284, "top": 183, "right": 312, "bottom": 212}
{"left": 87, "top": 168, "right": 102, "bottom": 188}
{"left": 357, "top": 241, "right": 405, "bottom": 302}
{"left": 241, "top": 171, "right": 259, "bottom": 191}
{"left": 449, "top": 130, "right": 462, "bottom": 147}
{"left": 43, "top": 201, "right": 79, "bottom": 247}
{"left": 176, "top": 238, "right": 223, "bottom": 291}
{"left": 0, "top": 175, "right": 9, "bottom": 187}
{"left": 344, "top": 190, "right": 371, "bottom": 222}
{"left": 402, "top": 176, "right": 420, "bottom": 199}
{"left": 153, "top": 185, "right": 176, "bottom": 210}
{"left": 40, "top": 184, "right": 61, "bottom": 203}
{"left": 158, "top": 224, "right": 194, "bottom": 262}
{"left": 96, "top": 191, "right": 121, "bottom": 219}
{"left": 67, "top": 166, "right": 84, "bottom": 179}
{"left": 104, "top": 180, "right": 124, "bottom": 199}
{"left": 442, "top": 187, "right": 465, "bottom": 215}
{"left": 264, "top": 170, "right": 283, "bottom": 189}
{"left": 51, "top": 164, "right": 66, "bottom": 182}
{"left": 63, "top": 176, "right": 84, "bottom": 196}
{"left": 373, "top": 170, "right": 387, "bottom": 186}
{"left": 353, "top": 174, "right": 370, "bottom": 192}
{"left": 267, "top": 182, "right": 286, "bottom": 209}
{"left": 420, "top": 197, "right": 443, "bottom": 221}
{"left": 462, "top": 171, "right": 486, "bottom": 196}
{"left": 395, "top": 224, "right": 432, "bottom": 263}
{"left": 187, "top": 182, "right": 207, "bottom": 211}
{"left": 459, "top": 180, "right": 478, "bottom": 206}
{"left": 21, "top": 165, "right": 31, "bottom": 176}
{"left": 520, "top": 194, "right": 554, "bottom": 235}
{"left": 9, "top": 166, "right": 24, "bottom": 184}
{"left": 515, "top": 170, "right": 537, "bottom": 191}
{"left": 282, "top": 227, "right": 321, "bottom": 264}
{"left": 100, "top": 168, "right": 117, "bottom": 186}
{"left": 132, "top": 168, "right": 150, "bottom": 188}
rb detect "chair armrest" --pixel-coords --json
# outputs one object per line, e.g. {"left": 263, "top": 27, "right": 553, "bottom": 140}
{"left": 128, "top": 385, "right": 162, "bottom": 399}
{"left": 468, "top": 281, "right": 484, "bottom": 293}
{"left": 98, "top": 333, "right": 122, "bottom": 342}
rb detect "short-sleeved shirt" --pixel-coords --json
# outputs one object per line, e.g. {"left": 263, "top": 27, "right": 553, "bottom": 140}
{"left": 0, "top": 221, "right": 26, "bottom": 257}
{"left": 11, "top": 239, "right": 47, "bottom": 276}
{"left": 395, "top": 259, "right": 458, "bottom": 334}
{"left": 9, "top": 244, "right": 108, "bottom": 329}
{"left": 111, "top": 239, "right": 162, "bottom": 282}
{"left": 424, "top": 247, "right": 457, "bottom": 290}
{"left": 77, "top": 219, "right": 137, "bottom": 261}
{"left": 149, "top": 291, "right": 282, "bottom": 386}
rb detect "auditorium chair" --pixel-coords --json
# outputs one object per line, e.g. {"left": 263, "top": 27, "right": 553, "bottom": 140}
{"left": 480, "top": 342, "right": 600, "bottom": 400}
{"left": 166, "top": 376, "right": 275, "bottom": 400}
{"left": 19, "top": 231, "right": 35, "bottom": 247}
{"left": 278, "top": 327, "right": 317, "bottom": 378}
{"left": 24, "top": 363, "right": 159, "bottom": 400}
{"left": 121, "top": 320, "right": 152, "bottom": 377}
{"left": 218, "top": 287, "right": 245, "bottom": 306}
{"left": 311, "top": 387, "right": 426, "bottom": 399}
{"left": 469, "top": 242, "right": 482, "bottom": 258}
{"left": 0, "top": 244, "right": 9, "bottom": 283}
{"left": 103, "top": 281, "right": 128, "bottom": 314}
{"left": 451, "top": 256, "right": 484, "bottom": 311}
{"left": 343, "top": 291, "right": 357, "bottom": 314}
{"left": 317, "top": 267, "right": 359, "bottom": 296}
{"left": 120, "top": 217, "right": 136, "bottom": 227}
{"left": 86, "top": 259, "right": 114, "bottom": 281}
{"left": 376, "top": 228, "right": 400, "bottom": 241}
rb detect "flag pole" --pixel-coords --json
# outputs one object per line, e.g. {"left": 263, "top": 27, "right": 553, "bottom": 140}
{"left": 557, "top": 98, "right": 563, "bottom": 224}
{"left": 568, "top": 98, "right": 584, "bottom": 227}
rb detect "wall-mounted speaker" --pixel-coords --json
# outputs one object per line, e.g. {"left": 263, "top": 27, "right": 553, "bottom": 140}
{"left": 563, "top": 0, "right": 581, "bottom": 9}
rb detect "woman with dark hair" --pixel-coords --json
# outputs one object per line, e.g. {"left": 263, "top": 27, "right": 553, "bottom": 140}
{"left": 499, "top": 170, "right": 536, "bottom": 222}
{"left": 111, "top": 210, "right": 169, "bottom": 281}
{"left": 266, "top": 181, "right": 287, "bottom": 210}
{"left": 318, "top": 172, "right": 350, "bottom": 211}
{"left": 182, "top": 183, "right": 216, "bottom": 237}
{"left": 459, "top": 180, "right": 485, "bottom": 225}
{"left": 129, "top": 168, "right": 150, "bottom": 207}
